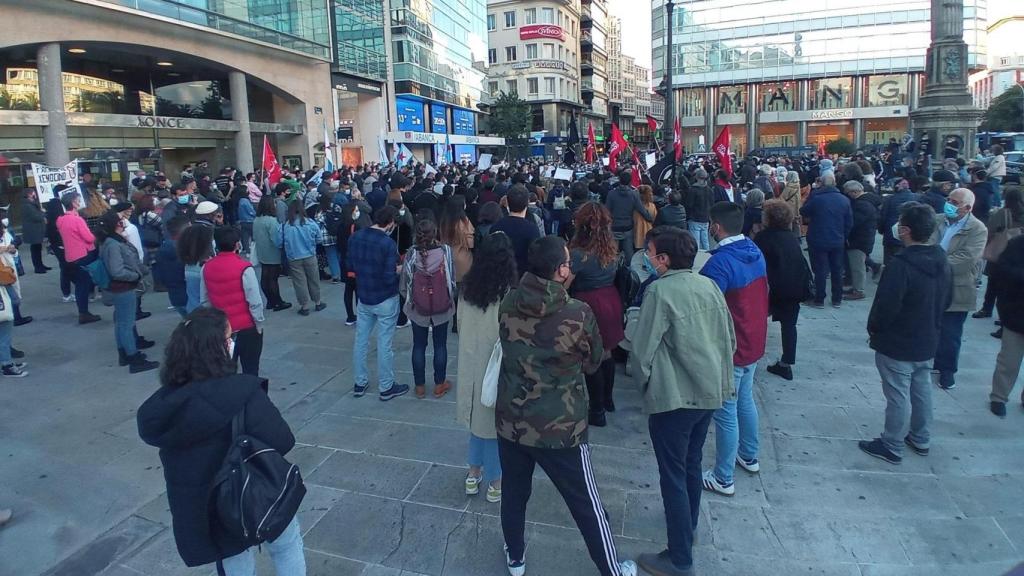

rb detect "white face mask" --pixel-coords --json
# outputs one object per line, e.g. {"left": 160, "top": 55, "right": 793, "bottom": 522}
{"left": 352, "top": 208, "right": 361, "bottom": 221}
{"left": 226, "top": 337, "right": 235, "bottom": 358}
{"left": 1, "top": 218, "right": 7, "bottom": 227}
{"left": 891, "top": 222, "right": 902, "bottom": 243}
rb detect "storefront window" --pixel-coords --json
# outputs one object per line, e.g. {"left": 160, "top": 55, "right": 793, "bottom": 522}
{"left": 758, "top": 123, "right": 798, "bottom": 149}
{"left": 679, "top": 88, "right": 704, "bottom": 117}
{"left": 865, "top": 118, "right": 909, "bottom": 147}
{"left": 809, "top": 77, "right": 853, "bottom": 110}
{"left": 154, "top": 80, "right": 229, "bottom": 120}
{"left": 728, "top": 125, "right": 748, "bottom": 155}
{"left": 807, "top": 122, "right": 853, "bottom": 147}
{"left": 866, "top": 74, "right": 908, "bottom": 107}
{"left": 681, "top": 128, "right": 704, "bottom": 155}
{"left": 759, "top": 81, "right": 796, "bottom": 112}
{"left": 717, "top": 85, "right": 746, "bottom": 114}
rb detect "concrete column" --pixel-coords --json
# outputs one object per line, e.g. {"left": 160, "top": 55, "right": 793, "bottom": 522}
{"left": 747, "top": 84, "right": 758, "bottom": 152}
{"left": 798, "top": 80, "right": 809, "bottom": 145}
{"left": 854, "top": 118, "right": 864, "bottom": 149}
{"left": 229, "top": 71, "right": 254, "bottom": 173}
{"left": 37, "top": 43, "right": 69, "bottom": 167}
{"left": 705, "top": 86, "right": 715, "bottom": 147}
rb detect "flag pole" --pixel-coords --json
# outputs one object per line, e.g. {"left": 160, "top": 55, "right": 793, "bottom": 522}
{"left": 260, "top": 135, "right": 268, "bottom": 194}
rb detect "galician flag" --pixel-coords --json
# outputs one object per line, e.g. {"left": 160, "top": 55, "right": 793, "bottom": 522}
{"left": 392, "top": 141, "right": 401, "bottom": 164}
{"left": 396, "top": 143, "right": 414, "bottom": 167}
{"left": 378, "top": 135, "right": 389, "bottom": 164}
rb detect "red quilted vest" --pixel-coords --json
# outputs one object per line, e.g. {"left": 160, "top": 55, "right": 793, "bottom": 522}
{"left": 202, "top": 252, "right": 255, "bottom": 332}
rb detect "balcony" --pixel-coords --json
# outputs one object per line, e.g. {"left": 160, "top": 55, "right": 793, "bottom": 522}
{"left": 581, "top": 78, "right": 593, "bottom": 92}
{"left": 581, "top": 4, "right": 591, "bottom": 22}
{"left": 580, "top": 31, "right": 592, "bottom": 46}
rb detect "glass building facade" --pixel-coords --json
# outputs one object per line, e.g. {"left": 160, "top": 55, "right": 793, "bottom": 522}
{"left": 91, "top": 0, "right": 331, "bottom": 58}
{"left": 333, "top": 0, "right": 387, "bottom": 81}
{"left": 390, "top": 0, "right": 487, "bottom": 111}
{"left": 651, "top": 0, "right": 989, "bottom": 154}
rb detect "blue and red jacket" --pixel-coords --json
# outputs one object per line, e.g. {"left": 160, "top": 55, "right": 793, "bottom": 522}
{"left": 700, "top": 237, "right": 769, "bottom": 366}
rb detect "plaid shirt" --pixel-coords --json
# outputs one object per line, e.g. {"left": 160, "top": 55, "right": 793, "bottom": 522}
{"left": 347, "top": 227, "right": 399, "bottom": 305}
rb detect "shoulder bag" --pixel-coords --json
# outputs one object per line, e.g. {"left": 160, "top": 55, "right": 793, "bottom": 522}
{"left": 481, "top": 339, "right": 502, "bottom": 408}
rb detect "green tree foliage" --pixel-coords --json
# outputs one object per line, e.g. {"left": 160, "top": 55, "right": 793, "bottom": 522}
{"left": 825, "top": 137, "right": 856, "bottom": 157}
{"left": 980, "top": 85, "right": 1024, "bottom": 132}
{"left": 489, "top": 91, "right": 531, "bottom": 145}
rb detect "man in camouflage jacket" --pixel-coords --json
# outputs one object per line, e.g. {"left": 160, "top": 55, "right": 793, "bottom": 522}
{"left": 496, "top": 236, "right": 637, "bottom": 576}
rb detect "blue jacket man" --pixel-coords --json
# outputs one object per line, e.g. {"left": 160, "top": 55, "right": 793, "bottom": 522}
{"left": 800, "top": 174, "right": 853, "bottom": 306}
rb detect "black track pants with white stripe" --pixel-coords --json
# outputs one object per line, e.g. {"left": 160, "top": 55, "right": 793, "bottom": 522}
{"left": 498, "top": 437, "right": 623, "bottom": 576}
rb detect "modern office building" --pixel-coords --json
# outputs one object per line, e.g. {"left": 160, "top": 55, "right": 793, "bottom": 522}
{"left": 606, "top": 17, "right": 653, "bottom": 145}
{"left": 652, "top": 0, "right": 989, "bottom": 154}
{"left": 388, "top": 0, "right": 499, "bottom": 162}
{"left": 579, "top": 0, "right": 609, "bottom": 139}
{"left": 969, "top": 14, "right": 1023, "bottom": 110}
{"left": 330, "top": 0, "right": 390, "bottom": 165}
{"left": 486, "top": 0, "right": 584, "bottom": 157}
{"left": 0, "top": 0, "right": 335, "bottom": 190}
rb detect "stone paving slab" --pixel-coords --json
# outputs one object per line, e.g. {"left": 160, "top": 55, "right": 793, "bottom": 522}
{"left": 3, "top": 248, "right": 1022, "bottom": 576}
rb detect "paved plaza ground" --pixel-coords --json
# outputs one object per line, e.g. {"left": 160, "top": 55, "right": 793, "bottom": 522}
{"left": 0, "top": 255, "right": 1022, "bottom": 576}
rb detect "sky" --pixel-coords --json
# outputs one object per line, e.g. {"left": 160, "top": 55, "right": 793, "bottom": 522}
{"left": 609, "top": 0, "right": 652, "bottom": 70}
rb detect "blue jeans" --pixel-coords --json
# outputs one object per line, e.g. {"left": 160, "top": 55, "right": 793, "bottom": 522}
{"left": 989, "top": 176, "right": 1003, "bottom": 207}
{"left": 809, "top": 245, "right": 845, "bottom": 304}
{"left": 353, "top": 295, "right": 399, "bottom": 391}
{"left": 876, "top": 352, "right": 932, "bottom": 457}
{"left": 324, "top": 245, "right": 341, "bottom": 279}
{"left": 110, "top": 290, "right": 138, "bottom": 356}
{"left": 411, "top": 321, "right": 448, "bottom": 386}
{"left": 184, "top": 264, "right": 202, "bottom": 313}
{"left": 649, "top": 408, "right": 714, "bottom": 571}
{"left": 239, "top": 221, "right": 253, "bottom": 254}
{"left": 468, "top": 434, "right": 502, "bottom": 485}
{"left": 71, "top": 252, "right": 96, "bottom": 315}
{"left": 687, "top": 221, "right": 710, "bottom": 251}
{"left": 0, "top": 319, "right": 11, "bottom": 365}
{"left": 713, "top": 363, "right": 759, "bottom": 485}
{"left": 934, "top": 311, "right": 968, "bottom": 375}
{"left": 220, "top": 516, "right": 305, "bottom": 576}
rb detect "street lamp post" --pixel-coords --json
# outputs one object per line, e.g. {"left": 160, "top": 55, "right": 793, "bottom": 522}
{"left": 662, "top": 0, "right": 676, "bottom": 189}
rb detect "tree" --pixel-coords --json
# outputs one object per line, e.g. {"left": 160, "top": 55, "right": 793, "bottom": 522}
{"left": 980, "top": 85, "right": 1024, "bottom": 132}
{"left": 489, "top": 91, "right": 531, "bottom": 157}
{"left": 825, "top": 137, "right": 855, "bottom": 157}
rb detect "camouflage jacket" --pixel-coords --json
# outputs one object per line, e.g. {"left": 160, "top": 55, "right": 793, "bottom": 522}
{"left": 496, "top": 271, "right": 604, "bottom": 449}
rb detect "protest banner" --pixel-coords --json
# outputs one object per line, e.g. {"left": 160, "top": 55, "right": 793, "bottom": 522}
{"left": 477, "top": 153, "right": 493, "bottom": 170}
{"left": 31, "top": 160, "right": 78, "bottom": 203}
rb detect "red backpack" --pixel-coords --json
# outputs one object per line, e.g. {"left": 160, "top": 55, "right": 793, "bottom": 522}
{"left": 412, "top": 248, "right": 451, "bottom": 316}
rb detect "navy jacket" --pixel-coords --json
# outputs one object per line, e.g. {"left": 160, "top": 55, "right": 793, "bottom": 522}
{"left": 152, "top": 239, "right": 187, "bottom": 308}
{"left": 800, "top": 187, "right": 853, "bottom": 250}
{"left": 847, "top": 195, "right": 879, "bottom": 254}
{"left": 879, "top": 190, "right": 919, "bottom": 246}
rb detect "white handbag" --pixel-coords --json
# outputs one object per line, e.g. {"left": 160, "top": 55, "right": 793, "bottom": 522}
{"left": 0, "top": 286, "right": 13, "bottom": 323}
{"left": 480, "top": 339, "right": 502, "bottom": 408}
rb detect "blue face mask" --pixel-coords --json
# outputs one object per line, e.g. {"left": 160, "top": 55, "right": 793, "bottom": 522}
{"left": 943, "top": 201, "right": 959, "bottom": 219}
{"left": 177, "top": 195, "right": 190, "bottom": 205}
{"left": 643, "top": 252, "right": 659, "bottom": 278}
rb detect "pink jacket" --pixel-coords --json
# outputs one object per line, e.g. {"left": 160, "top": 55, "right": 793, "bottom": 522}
{"left": 57, "top": 212, "right": 96, "bottom": 262}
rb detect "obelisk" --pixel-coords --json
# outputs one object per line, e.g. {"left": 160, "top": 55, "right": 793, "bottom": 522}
{"left": 910, "top": 0, "right": 982, "bottom": 160}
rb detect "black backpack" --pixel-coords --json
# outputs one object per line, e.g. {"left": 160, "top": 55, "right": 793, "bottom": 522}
{"left": 139, "top": 215, "right": 163, "bottom": 249}
{"left": 614, "top": 254, "right": 642, "bottom": 307}
{"left": 323, "top": 208, "right": 344, "bottom": 237}
{"left": 210, "top": 406, "right": 305, "bottom": 547}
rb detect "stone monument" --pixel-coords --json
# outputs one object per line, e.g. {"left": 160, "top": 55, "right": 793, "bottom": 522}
{"left": 910, "top": 0, "right": 982, "bottom": 161}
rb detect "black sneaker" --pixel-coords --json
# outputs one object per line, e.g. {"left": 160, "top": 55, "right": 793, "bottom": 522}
{"left": 298, "top": 308, "right": 310, "bottom": 316}
{"left": 78, "top": 313, "right": 101, "bottom": 325}
{"left": 379, "top": 384, "right": 409, "bottom": 401}
{"left": 972, "top": 310, "right": 992, "bottom": 319}
{"left": 904, "top": 436, "right": 929, "bottom": 456}
{"left": 858, "top": 438, "right": 901, "bottom": 465}
{"left": 806, "top": 301, "right": 825, "bottom": 309}
{"left": 135, "top": 311, "right": 152, "bottom": 320}
{"left": 136, "top": 337, "right": 156, "bottom": 350}
{"left": 938, "top": 372, "right": 956, "bottom": 390}
{"left": 1, "top": 363, "right": 27, "bottom": 377}
{"left": 315, "top": 302, "right": 327, "bottom": 312}
{"left": 588, "top": 411, "right": 607, "bottom": 427}
{"left": 128, "top": 354, "right": 159, "bottom": 374}
{"left": 273, "top": 302, "right": 293, "bottom": 312}
{"left": 766, "top": 361, "right": 793, "bottom": 381}
{"left": 990, "top": 401, "right": 1007, "bottom": 418}
{"left": 13, "top": 316, "right": 33, "bottom": 327}
{"left": 353, "top": 383, "right": 368, "bottom": 398}
{"left": 10, "top": 347, "right": 24, "bottom": 359}
{"left": 345, "top": 317, "right": 357, "bottom": 326}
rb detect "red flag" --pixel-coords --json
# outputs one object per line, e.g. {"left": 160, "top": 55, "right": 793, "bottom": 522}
{"left": 261, "top": 135, "right": 281, "bottom": 187}
{"left": 629, "top": 146, "right": 642, "bottom": 187}
{"left": 646, "top": 114, "right": 658, "bottom": 132}
{"left": 608, "top": 123, "right": 627, "bottom": 172}
{"left": 673, "top": 118, "right": 682, "bottom": 162}
{"left": 586, "top": 122, "right": 596, "bottom": 164}
{"left": 712, "top": 126, "right": 732, "bottom": 179}
{"left": 817, "top": 139, "right": 827, "bottom": 157}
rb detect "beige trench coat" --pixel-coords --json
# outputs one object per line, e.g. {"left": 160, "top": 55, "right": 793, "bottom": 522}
{"left": 455, "top": 298, "right": 500, "bottom": 438}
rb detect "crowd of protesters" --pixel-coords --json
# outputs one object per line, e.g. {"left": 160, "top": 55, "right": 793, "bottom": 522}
{"left": 1, "top": 135, "right": 1020, "bottom": 576}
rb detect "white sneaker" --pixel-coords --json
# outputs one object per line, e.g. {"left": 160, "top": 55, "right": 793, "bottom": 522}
{"left": 736, "top": 456, "right": 760, "bottom": 474}
{"left": 486, "top": 484, "right": 502, "bottom": 503}
{"left": 505, "top": 546, "right": 525, "bottom": 576}
{"left": 62, "top": 295, "right": 76, "bottom": 303}
{"left": 701, "top": 469, "right": 735, "bottom": 496}
{"left": 465, "top": 474, "right": 481, "bottom": 495}
{"left": 618, "top": 559, "right": 637, "bottom": 576}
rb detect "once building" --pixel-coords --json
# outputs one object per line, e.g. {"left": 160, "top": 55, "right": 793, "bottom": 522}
{"left": 652, "top": 0, "right": 989, "bottom": 155}
{"left": 486, "top": 0, "right": 584, "bottom": 158}
{"left": 0, "top": 0, "right": 334, "bottom": 182}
